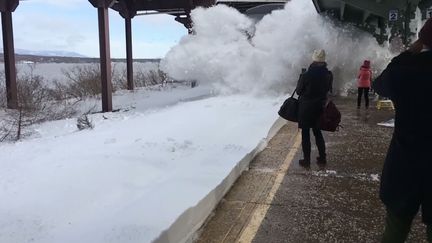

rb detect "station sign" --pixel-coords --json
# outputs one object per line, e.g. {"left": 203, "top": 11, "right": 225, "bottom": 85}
{"left": 389, "top": 10, "right": 398, "bottom": 21}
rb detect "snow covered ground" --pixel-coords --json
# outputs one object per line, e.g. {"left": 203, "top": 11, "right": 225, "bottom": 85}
{"left": 0, "top": 84, "right": 284, "bottom": 243}
{"left": 377, "top": 118, "right": 395, "bottom": 128}
{"left": 0, "top": 0, "right": 397, "bottom": 241}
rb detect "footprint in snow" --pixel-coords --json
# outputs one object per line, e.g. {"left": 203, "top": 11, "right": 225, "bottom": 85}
{"left": 104, "top": 138, "right": 117, "bottom": 144}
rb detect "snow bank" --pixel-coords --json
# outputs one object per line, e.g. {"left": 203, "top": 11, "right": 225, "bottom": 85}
{"left": 0, "top": 91, "right": 283, "bottom": 243}
{"left": 377, "top": 118, "right": 395, "bottom": 128}
{"left": 154, "top": 117, "right": 287, "bottom": 243}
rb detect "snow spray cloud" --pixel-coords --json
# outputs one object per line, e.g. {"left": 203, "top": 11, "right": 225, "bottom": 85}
{"left": 161, "top": 0, "right": 393, "bottom": 95}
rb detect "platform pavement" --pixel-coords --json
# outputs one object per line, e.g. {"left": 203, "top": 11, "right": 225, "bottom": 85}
{"left": 195, "top": 97, "right": 428, "bottom": 243}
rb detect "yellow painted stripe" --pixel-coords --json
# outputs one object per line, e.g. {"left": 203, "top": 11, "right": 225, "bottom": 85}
{"left": 237, "top": 132, "right": 301, "bottom": 243}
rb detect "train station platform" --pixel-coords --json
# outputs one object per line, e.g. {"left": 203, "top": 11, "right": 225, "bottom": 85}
{"left": 195, "top": 97, "right": 427, "bottom": 243}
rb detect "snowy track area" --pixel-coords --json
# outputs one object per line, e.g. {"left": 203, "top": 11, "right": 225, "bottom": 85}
{"left": 0, "top": 86, "right": 282, "bottom": 243}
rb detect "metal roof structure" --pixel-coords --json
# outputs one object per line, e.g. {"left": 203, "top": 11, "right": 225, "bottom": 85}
{"left": 112, "top": 0, "right": 215, "bottom": 12}
{"left": 217, "top": 0, "right": 287, "bottom": 13}
{"left": 312, "top": 0, "right": 432, "bottom": 44}
{"left": 109, "top": 0, "right": 215, "bottom": 25}
{"left": 245, "top": 3, "right": 285, "bottom": 20}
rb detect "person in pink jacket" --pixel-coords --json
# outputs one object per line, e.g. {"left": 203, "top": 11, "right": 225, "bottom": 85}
{"left": 357, "top": 60, "right": 372, "bottom": 109}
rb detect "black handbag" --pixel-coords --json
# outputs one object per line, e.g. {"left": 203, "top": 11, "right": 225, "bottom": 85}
{"left": 318, "top": 100, "right": 341, "bottom": 132}
{"left": 278, "top": 90, "right": 299, "bottom": 122}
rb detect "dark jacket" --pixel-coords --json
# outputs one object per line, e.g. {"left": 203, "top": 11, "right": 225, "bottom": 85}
{"left": 373, "top": 50, "right": 432, "bottom": 223}
{"left": 296, "top": 62, "right": 333, "bottom": 128}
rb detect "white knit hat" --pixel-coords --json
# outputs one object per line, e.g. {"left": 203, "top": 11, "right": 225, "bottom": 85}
{"left": 312, "top": 49, "right": 326, "bottom": 62}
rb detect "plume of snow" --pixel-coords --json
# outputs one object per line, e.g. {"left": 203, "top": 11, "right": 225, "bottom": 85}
{"left": 161, "top": 0, "right": 393, "bottom": 95}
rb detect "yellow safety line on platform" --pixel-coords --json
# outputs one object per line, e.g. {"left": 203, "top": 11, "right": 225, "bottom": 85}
{"left": 237, "top": 132, "right": 301, "bottom": 243}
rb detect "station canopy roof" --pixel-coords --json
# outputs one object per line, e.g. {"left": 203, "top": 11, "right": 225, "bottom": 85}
{"left": 110, "top": 0, "right": 216, "bottom": 17}
{"left": 216, "top": 0, "right": 287, "bottom": 13}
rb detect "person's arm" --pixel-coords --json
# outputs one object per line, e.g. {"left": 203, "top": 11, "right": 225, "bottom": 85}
{"left": 369, "top": 70, "right": 374, "bottom": 93}
{"left": 372, "top": 61, "right": 398, "bottom": 98}
{"left": 373, "top": 51, "right": 411, "bottom": 98}
{"left": 372, "top": 68, "right": 392, "bottom": 98}
{"left": 328, "top": 71, "right": 333, "bottom": 94}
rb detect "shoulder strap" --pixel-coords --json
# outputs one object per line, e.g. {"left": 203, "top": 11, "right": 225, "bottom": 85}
{"left": 291, "top": 88, "right": 297, "bottom": 98}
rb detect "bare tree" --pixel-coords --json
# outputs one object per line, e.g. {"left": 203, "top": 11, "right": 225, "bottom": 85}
{"left": 114, "top": 65, "right": 168, "bottom": 89}
{"left": 58, "top": 64, "right": 125, "bottom": 101}
{"left": 61, "top": 64, "right": 103, "bottom": 100}
{"left": 77, "top": 114, "right": 94, "bottom": 130}
{"left": 1, "top": 64, "right": 76, "bottom": 142}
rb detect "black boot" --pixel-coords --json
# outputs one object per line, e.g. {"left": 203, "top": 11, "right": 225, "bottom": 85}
{"left": 299, "top": 158, "right": 311, "bottom": 167}
{"left": 316, "top": 156, "right": 327, "bottom": 165}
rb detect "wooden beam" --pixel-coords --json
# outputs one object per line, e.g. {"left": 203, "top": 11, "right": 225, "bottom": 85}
{"left": 125, "top": 17, "right": 134, "bottom": 91}
{"left": 89, "top": 0, "right": 115, "bottom": 8}
{"left": 97, "top": 7, "right": 112, "bottom": 112}
{"left": 0, "top": 0, "right": 19, "bottom": 12}
{"left": 193, "top": 0, "right": 216, "bottom": 7}
{"left": 0, "top": 0, "right": 19, "bottom": 109}
{"left": 312, "top": 0, "right": 322, "bottom": 13}
{"left": 115, "top": 1, "right": 136, "bottom": 91}
{"left": 89, "top": 0, "right": 115, "bottom": 112}
{"left": 403, "top": 2, "right": 411, "bottom": 45}
{"left": 1, "top": 11, "right": 18, "bottom": 109}
{"left": 340, "top": 0, "right": 391, "bottom": 18}
{"left": 340, "top": 2, "right": 346, "bottom": 20}
{"left": 362, "top": 10, "right": 370, "bottom": 23}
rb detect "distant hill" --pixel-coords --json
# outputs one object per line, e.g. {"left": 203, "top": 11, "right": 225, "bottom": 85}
{"left": 1, "top": 48, "right": 87, "bottom": 58}
{"left": 0, "top": 48, "right": 161, "bottom": 63}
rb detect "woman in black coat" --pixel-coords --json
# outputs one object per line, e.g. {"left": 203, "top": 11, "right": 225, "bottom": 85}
{"left": 296, "top": 49, "right": 333, "bottom": 167}
{"left": 373, "top": 18, "right": 432, "bottom": 242}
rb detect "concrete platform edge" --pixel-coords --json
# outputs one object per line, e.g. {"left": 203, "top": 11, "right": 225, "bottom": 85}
{"left": 152, "top": 118, "right": 288, "bottom": 243}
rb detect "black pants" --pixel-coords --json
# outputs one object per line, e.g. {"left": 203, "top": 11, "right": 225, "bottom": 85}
{"left": 357, "top": 87, "right": 370, "bottom": 108}
{"left": 301, "top": 128, "right": 326, "bottom": 161}
{"left": 382, "top": 209, "right": 432, "bottom": 242}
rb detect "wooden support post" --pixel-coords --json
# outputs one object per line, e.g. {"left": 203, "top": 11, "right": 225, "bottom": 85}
{"left": 362, "top": 11, "right": 370, "bottom": 23}
{"left": 89, "top": 0, "right": 114, "bottom": 112}
{"left": 1, "top": 11, "right": 18, "bottom": 109}
{"left": 312, "top": 0, "right": 322, "bottom": 12}
{"left": 378, "top": 17, "right": 387, "bottom": 44}
{"left": 97, "top": 7, "right": 112, "bottom": 112}
{"left": 125, "top": 17, "right": 133, "bottom": 91}
{"left": 117, "top": 2, "right": 136, "bottom": 91}
{"left": 403, "top": 3, "right": 411, "bottom": 46}
{"left": 340, "top": 2, "right": 345, "bottom": 21}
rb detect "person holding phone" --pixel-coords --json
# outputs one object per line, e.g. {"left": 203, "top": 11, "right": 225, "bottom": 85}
{"left": 373, "top": 18, "right": 432, "bottom": 242}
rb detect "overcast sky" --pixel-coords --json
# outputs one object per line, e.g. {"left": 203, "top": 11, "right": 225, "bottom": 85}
{"left": 0, "top": 0, "right": 187, "bottom": 58}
